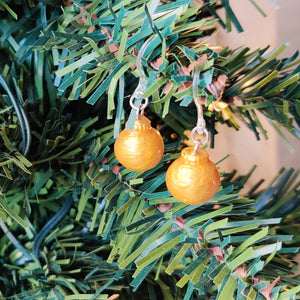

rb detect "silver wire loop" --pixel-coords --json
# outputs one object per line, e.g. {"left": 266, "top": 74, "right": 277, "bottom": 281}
{"left": 191, "top": 126, "right": 209, "bottom": 146}
{"left": 129, "top": 95, "right": 148, "bottom": 117}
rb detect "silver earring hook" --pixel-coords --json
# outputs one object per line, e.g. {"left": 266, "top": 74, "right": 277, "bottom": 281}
{"left": 129, "top": 35, "right": 156, "bottom": 118}
{"left": 191, "top": 63, "right": 209, "bottom": 153}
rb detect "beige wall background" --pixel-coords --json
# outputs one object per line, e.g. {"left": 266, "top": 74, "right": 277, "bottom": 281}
{"left": 207, "top": 0, "right": 300, "bottom": 189}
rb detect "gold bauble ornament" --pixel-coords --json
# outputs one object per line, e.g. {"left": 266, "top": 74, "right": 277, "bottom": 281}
{"left": 166, "top": 147, "right": 220, "bottom": 204}
{"left": 114, "top": 115, "right": 164, "bottom": 171}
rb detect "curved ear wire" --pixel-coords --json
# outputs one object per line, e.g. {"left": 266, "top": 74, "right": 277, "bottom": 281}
{"left": 192, "top": 63, "right": 204, "bottom": 129}
{"left": 135, "top": 35, "right": 156, "bottom": 92}
{"left": 191, "top": 63, "right": 209, "bottom": 153}
{"left": 130, "top": 35, "right": 157, "bottom": 111}
{"left": 0, "top": 74, "right": 31, "bottom": 156}
{"left": 126, "top": 35, "right": 157, "bottom": 128}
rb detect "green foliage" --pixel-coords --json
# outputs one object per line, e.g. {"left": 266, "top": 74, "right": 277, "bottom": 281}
{"left": 0, "top": 0, "right": 299, "bottom": 299}
{"left": 24, "top": 0, "right": 299, "bottom": 143}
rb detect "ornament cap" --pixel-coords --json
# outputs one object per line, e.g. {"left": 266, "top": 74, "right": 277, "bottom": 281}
{"left": 133, "top": 115, "right": 152, "bottom": 131}
{"left": 181, "top": 146, "right": 209, "bottom": 164}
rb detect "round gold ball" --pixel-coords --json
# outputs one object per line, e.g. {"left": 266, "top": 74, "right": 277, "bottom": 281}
{"left": 114, "top": 115, "right": 164, "bottom": 171}
{"left": 166, "top": 147, "right": 220, "bottom": 204}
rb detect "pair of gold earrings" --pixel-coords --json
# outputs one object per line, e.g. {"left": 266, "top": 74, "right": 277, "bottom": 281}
{"left": 114, "top": 43, "right": 220, "bottom": 205}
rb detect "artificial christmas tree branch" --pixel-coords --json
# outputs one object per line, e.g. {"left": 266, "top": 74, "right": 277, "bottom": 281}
{"left": 30, "top": 0, "right": 300, "bottom": 143}
{"left": 0, "top": 0, "right": 299, "bottom": 299}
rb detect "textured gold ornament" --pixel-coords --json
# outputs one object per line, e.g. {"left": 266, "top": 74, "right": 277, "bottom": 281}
{"left": 166, "top": 146, "right": 220, "bottom": 204}
{"left": 114, "top": 115, "right": 164, "bottom": 171}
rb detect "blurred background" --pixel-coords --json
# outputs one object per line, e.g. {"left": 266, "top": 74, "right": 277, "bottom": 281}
{"left": 208, "top": 0, "right": 300, "bottom": 188}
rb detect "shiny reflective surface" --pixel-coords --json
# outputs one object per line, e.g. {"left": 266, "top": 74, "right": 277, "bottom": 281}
{"left": 166, "top": 147, "right": 220, "bottom": 204}
{"left": 114, "top": 115, "right": 164, "bottom": 171}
